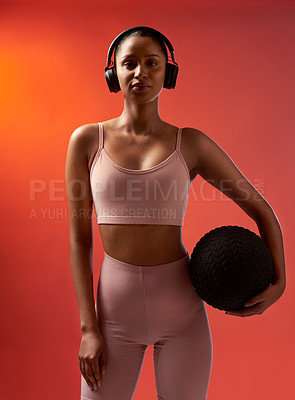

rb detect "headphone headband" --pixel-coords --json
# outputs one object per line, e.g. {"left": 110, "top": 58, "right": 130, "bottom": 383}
{"left": 105, "top": 26, "right": 177, "bottom": 70}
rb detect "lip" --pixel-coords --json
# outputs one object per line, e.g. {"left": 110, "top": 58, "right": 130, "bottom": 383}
{"left": 132, "top": 83, "right": 150, "bottom": 88}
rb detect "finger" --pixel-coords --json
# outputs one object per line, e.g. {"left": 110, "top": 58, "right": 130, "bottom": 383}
{"left": 225, "top": 304, "right": 263, "bottom": 317}
{"left": 245, "top": 284, "right": 273, "bottom": 307}
{"left": 85, "top": 360, "right": 97, "bottom": 390}
{"left": 80, "top": 358, "right": 93, "bottom": 390}
{"left": 244, "top": 297, "right": 263, "bottom": 307}
{"left": 91, "top": 361, "right": 101, "bottom": 388}
{"left": 100, "top": 346, "right": 108, "bottom": 376}
{"left": 79, "top": 357, "right": 85, "bottom": 376}
{"left": 85, "top": 360, "right": 98, "bottom": 391}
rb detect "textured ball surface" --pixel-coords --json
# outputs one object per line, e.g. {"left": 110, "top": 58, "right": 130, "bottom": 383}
{"left": 189, "top": 225, "right": 274, "bottom": 311}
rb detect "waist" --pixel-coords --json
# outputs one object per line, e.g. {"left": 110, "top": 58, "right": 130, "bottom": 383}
{"left": 103, "top": 250, "right": 190, "bottom": 270}
{"left": 98, "top": 224, "right": 188, "bottom": 266}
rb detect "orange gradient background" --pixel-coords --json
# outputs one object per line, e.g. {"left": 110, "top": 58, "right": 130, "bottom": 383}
{"left": 0, "top": 1, "right": 294, "bottom": 399}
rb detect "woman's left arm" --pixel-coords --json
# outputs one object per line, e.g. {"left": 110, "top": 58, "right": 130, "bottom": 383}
{"left": 188, "top": 128, "right": 286, "bottom": 317}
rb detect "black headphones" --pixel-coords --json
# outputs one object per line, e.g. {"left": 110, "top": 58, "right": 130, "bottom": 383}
{"left": 104, "top": 26, "right": 179, "bottom": 93}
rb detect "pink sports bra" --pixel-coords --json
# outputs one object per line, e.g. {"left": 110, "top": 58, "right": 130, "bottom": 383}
{"left": 90, "top": 122, "right": 191, "bottom": 226}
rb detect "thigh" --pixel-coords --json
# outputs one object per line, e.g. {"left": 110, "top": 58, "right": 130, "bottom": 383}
{"left": 81, "top": 252, "right": 149, "bottom": 400}
{"left": 145, "top": 255, "right": 213, "bottom": 400}
{"left": 81, "top": 340, "right": 148, "bottom": 400}
{"left": 153, "top": 302, "right": 213, "bottom": 400}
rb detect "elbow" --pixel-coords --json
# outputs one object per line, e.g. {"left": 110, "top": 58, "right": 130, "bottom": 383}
{"left": 253, "top": 200, "right": 279, "bottom": 225}
{"left": 70, "top": 234, "right": 93, "bottom": 250}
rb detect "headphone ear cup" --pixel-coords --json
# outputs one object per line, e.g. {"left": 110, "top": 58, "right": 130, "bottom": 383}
{"left": 105, "top": 67, "right": 121, "bottom": 93}
{"left": 164, "top": 62, "right": 179, "bottom": 89}
{"left": 105, "top": 61, "right": 178, "bottom": 91}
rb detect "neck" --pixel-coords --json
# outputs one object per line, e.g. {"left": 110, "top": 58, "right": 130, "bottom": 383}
{"left": 117, "top": 97, "right": 165, "bottom": 135}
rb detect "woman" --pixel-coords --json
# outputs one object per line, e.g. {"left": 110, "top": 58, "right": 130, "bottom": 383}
{"left": 65, "top": 26, "right": 286, "bottom": 400}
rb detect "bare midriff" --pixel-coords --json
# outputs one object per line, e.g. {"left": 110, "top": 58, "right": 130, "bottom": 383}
{"left": 99, "top": 224, "right": 188, "bottom": 266}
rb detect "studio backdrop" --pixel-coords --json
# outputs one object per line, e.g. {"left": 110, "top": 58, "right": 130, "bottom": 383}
{"left": 0, "top": 1, "right": 294, "bottom": 399}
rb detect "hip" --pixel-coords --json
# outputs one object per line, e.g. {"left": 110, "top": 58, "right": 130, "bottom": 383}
{"left": 96, "top": 250, "right": 205, "bottom": 325}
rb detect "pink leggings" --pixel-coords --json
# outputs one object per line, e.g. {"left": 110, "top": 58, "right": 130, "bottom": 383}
{"left": 81, "top": 251, "right": 213, "bottom": 400}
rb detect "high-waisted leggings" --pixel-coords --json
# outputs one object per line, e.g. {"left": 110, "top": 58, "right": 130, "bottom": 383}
{"left": 81, "top": 250, "right": 213, "bottom": 400}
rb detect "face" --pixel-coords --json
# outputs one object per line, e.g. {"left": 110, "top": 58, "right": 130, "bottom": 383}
{"left": 115, "top": 35, "right": 167, "bottom": 102}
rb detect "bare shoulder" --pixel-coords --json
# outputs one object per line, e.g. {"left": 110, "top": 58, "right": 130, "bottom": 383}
{"left": 183, "top": 126, "right": 224, "bottom": 152}
{"left": 67, "top": 123, "right": 99, "bottom": 161}
{"left": 69, "top": 122, "right": 98, "bottom": 147}
{"left": 180, "top": 126, "right": 216, "bottom": 174}
{"left": 182, "top": 126, "right": 212, "bottom": 145}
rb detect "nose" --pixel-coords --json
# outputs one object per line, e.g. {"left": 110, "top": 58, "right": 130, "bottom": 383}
{"left": 134, "top": 62, "right": 147, "bottom": 79}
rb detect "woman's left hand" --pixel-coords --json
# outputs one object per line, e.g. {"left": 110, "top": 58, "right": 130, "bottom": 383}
{"left": 225, "top": 281, "right": 286, "bottom": 317}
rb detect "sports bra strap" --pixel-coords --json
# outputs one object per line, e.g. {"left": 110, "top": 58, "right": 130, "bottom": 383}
{"left": 176, "top": 127, "right": 182, "bottom": 150}
{"left": 97, "top": 122, "right": 181, "bottom": 151}
{"left": 97, "top": 122, "right": 104, "bottom": 150}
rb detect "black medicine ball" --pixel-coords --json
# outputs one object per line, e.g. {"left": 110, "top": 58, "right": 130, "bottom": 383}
{"left": 189, "top": 225, "right": 274, "bottom": 311}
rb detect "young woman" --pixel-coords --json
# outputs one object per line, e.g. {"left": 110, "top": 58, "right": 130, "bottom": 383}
{"left": 65, "top": 26, "right": 286, "bottom": 400}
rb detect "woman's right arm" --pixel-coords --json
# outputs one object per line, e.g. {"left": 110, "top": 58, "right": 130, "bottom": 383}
{"left": 65, "top": 125, "right": 107, "bottom": 391}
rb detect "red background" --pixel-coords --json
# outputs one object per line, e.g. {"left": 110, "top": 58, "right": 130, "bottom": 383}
{"left": 1, "top": 1, "right": 294, "bottom": 399}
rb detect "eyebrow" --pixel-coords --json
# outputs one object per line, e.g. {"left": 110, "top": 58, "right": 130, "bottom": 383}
{"left": 120, "top": 54, "right": 160, "bottom": 60}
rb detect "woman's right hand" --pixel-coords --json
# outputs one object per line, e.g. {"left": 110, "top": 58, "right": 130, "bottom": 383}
{"left": 79, "top": 328, "right": 108, "bottom": 391}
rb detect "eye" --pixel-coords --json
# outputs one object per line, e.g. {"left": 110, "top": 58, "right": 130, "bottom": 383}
{"left": 124, "top": 61, "right": 136, "bottom": 67}
{"left": 123, "top": 60, "right": 158, "bottom": 68}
